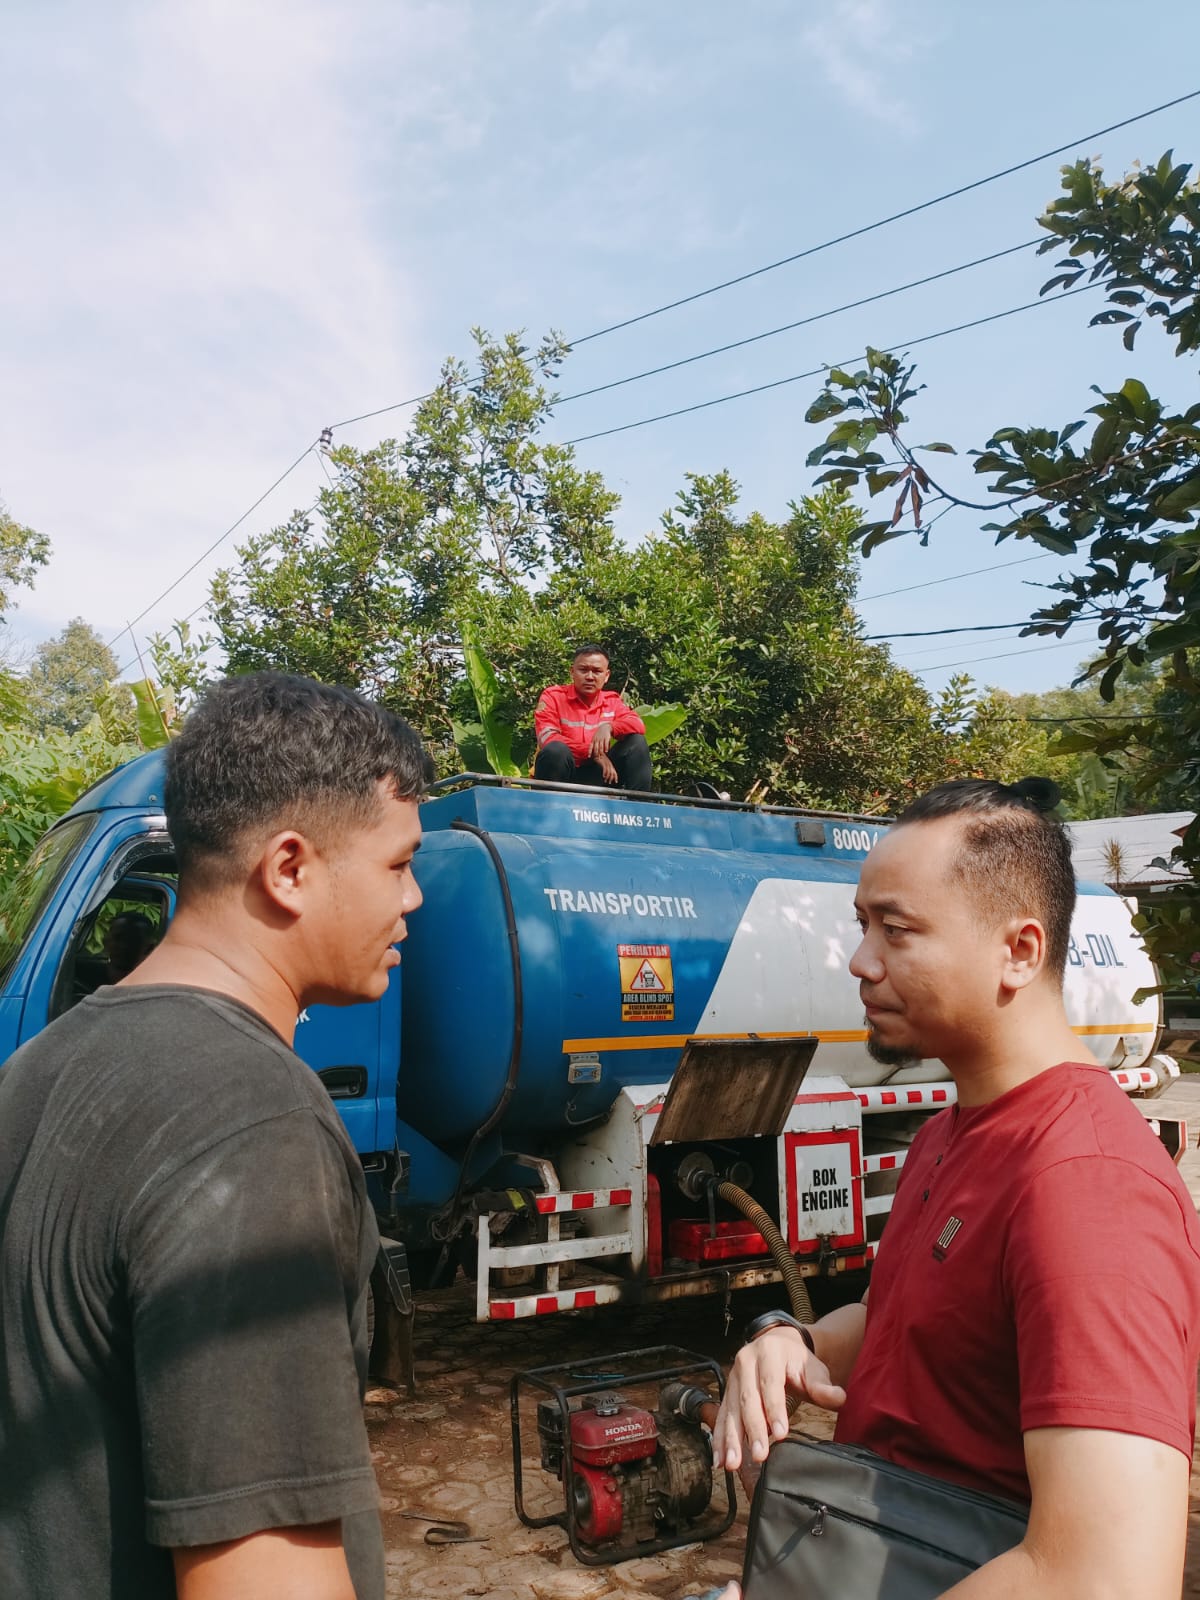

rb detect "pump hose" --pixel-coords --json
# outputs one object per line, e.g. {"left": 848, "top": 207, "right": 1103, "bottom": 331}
{"left": 714, "top": 1180, "right": 814, "bottom": 1326}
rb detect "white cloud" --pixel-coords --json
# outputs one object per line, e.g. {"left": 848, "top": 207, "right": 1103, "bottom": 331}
{"left": 567, "top": 25, "right": 676, "bottom": 97}
{"left": 800, "top": 0, "right": 919, "bottom": 133}
{"left": 0, "top": 0, "right": 469, "bottom": 649}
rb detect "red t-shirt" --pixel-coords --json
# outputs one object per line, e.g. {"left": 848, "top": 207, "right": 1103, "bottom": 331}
{"left": 836, "top": 1062, "right": 1200, "bottom": 1502}
{"left": 534, "top": 685, "right": 645, "bottom": 766}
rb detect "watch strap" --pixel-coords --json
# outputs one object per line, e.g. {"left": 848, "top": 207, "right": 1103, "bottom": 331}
{"left": 743, "top": 1309, "right": 816, "bottom": 1352}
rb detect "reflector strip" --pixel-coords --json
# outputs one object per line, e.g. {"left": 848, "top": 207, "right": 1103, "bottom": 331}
{"left": 862, "top": 1151, "right": 908, "bottom": 1174}
{"left": 1112, "top": 1068, "right": 1158, "bottom": 1091}
{"left": 857, "top": 1086, "right": 956, "bottom": 1111}
{"left": 533, "top": 1188, "right": 633, "bottom": 1215}
{"left": 489, "top": 1284, "right": 622, "bottom": 1320}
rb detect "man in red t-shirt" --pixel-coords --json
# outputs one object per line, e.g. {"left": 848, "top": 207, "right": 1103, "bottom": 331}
{"left": 709, "top": 777, "right": 1200, "bottom": 1600}
{"left": 533, "top": 644, "right": 652, "bottom": 791}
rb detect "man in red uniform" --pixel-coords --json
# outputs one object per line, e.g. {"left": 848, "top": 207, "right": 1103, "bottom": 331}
{"left": 533, "top": 644, "right": 653, "bottom": 791}
{"left": 709, "top": 778, "right": 1200, "bottom": 1600}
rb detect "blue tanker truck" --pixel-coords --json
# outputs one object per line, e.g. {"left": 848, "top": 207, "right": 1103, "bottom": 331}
{"left": 0, "top": 756, "right": 1185, "bottom": 1342}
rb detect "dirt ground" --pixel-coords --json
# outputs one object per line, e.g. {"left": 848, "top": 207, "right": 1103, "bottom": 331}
{"left": 367, "top": 1079, "right": 1200, "bottom": 1598}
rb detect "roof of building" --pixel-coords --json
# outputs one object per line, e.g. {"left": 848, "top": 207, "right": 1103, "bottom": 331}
{"left": 1068, "top": 811, "right": 1194, "bottom": 887}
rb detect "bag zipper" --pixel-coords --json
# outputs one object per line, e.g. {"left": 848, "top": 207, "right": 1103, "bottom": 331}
{"left": 791, "top": 1496, "right": 977, "bottom": 1561}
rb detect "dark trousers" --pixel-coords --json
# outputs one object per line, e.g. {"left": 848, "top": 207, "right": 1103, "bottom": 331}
{"left": 534, "top": 734, "right": 653, "bottom": 793}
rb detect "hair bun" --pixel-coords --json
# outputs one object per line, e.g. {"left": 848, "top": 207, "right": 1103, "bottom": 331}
{"left": 1008, "top": 776, "right": 1062, "bottom": 813}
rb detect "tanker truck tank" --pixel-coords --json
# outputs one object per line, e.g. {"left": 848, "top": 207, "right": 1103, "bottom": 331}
{"left": 397, "top": 781, "right": 1161, "bottom": 1154}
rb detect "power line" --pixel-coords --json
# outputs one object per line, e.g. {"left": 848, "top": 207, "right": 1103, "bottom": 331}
{"left": 329, "top": 86, "right": 1199, "bottom": 433}
{"left": 864, "top": 620, "right": 1051, "bottom": 640}
{"left": 113, "top": 484, "right": 330, "bottom": 678}
{"left": 556, "top": 240, "right": 1040, "bottom": 405}
{"left": 331, "top": 388, "right": 434, "bottom": 431}
{"left": 567, "top": 88, "right": 1200, "bottom": 346}
{"left": 908, "top": 632, "right": 1104, "bottom": 671}
{"left": 993, "top": 712, "right": 1177, "bottom": 722}
{"left": 114, "top": 278, "right": 1089, "bottom": 666}
{"left": 106, "top": 441, "right": 319, "bottom": 653}
{"left": 896, "top": 623, "right": 1099, "bottom": 664}
{"left": 872, "top": 710, "right": 1179, "bottom": 725}
{"left": 113, "top": 90, "right": 1199, "bottom": 657}
{"left": 107, "top": 277, "right": 1089, "bottom": 668}
{"left": 561, "top": 283, "right": 1098, "bottom": 446}
{"left": 332, "top": 238, "right": 1041, "bottom": 433}
{"left": 857, "top": 552, "right": 1053, "bottom": 603}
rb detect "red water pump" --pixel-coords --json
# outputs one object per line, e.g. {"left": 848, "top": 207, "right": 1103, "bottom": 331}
{"left": 511, "top": 1346, "right": 736, "bottom": 1565}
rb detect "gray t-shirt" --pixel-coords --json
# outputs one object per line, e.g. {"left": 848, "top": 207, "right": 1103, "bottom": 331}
{"left": 0, "top": 985, "right": 384, "bottom": 1600}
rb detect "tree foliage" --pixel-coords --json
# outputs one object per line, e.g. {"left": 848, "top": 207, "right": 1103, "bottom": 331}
{"left": 0, "top": 497, "right": 49, "bottom": 623}
{"left": 206, "top": 329, "right": 618, "bottom": 750}
{"left": 802, "top": 149, "right": 1200, "bottom": 988}
{"left": 1002, "top": 660, "right": 1182, "bottom": 819}
{"left": 25, "top": 617, "right": 122, "bottom": 735}
{"left": 172, "top": 330, "right": 1048, "bottom": 814}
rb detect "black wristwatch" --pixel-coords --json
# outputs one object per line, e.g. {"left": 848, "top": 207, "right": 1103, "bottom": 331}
{"left": 743, "top": 1309, "right": 816, "bottom": 1352}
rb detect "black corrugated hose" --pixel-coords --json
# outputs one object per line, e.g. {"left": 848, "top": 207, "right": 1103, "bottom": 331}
{"left": 714, "top": 1180, "right": 815, "bottom": 1325}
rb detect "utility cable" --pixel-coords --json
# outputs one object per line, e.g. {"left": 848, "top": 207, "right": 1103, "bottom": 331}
{"left": 896, "top": 622, "right": 1104, "bottom": 664}
{"left": 562, "top": 283, "right": 1098, "bottom": 445}
{"left": 331, "top": 389, "right": 435, "bottom": 430}
{"left": 567, "top": 88, "right": 1200, "bottom": 345}
{"left": 328, "top": 238, "right": 1038, "bottom": 430}
{"left": 106, "top": 441, "right": 320, "bottom": 652}
{"left": 857, "top": 552, "right": 1053, "bottom": 602}
{"left": 905, "top": 632, "right": 1104, "bottom": 671}
{"left": 328, "top": 86, "right": 1198, "bottom": 431}
{"left": 555, "top": 239, "right": 1040, "bottom": 405}
{"left": 863, "top": 620, "right": 1056, "bottom": 640}
{"left": 118, "top": 85, "right": 1200, "bottom": 659}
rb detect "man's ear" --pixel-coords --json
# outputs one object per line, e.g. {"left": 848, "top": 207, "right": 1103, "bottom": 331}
{"left": 1001, "top": 917, "right": 1048, "bottom": 992}
{"left": 257, "top": 831, "right": 321, "bottom": 921}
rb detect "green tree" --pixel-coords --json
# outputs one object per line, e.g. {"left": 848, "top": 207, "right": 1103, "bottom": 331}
{"left": 0, "top": 718, "right": 142, "bottom": 888}
{"left": 205, "top": 329, "right": 618, "bottom": 763}
{"left": 25, "top": 617, "right": 122, "bottom": 735}
{"left": 0, "top": 497, "right": 50, "bottom": 623}
{"left": 1000, "top": 659, "right": 1176, "bottom": 818}
{"left": 802, "top": 149, "right": 1200, "bottom": 988}
{"left": 468, "top": 471, "right": 1045, "bottom": 808}
{"left": 194, "top": 329, "right": 1046, "bottom": 810}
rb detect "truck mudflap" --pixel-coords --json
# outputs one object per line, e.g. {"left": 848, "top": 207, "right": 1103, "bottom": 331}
{"left": 369, "top": 1237, "right": 415, "bottom": 1394}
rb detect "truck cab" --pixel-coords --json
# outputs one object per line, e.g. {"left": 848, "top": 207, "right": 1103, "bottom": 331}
{"left": 0, "top": 751, "right": 402, "bottom": 1167}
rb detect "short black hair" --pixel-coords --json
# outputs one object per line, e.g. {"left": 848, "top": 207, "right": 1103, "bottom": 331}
{"left": 895, "top": 778, "right": 1075, "bottom": 983}
{"left": 572, "top": 644, "right": 610, "bottom": 664}
{"left": 165, "top": 672, "right": 432, "bottom": 893}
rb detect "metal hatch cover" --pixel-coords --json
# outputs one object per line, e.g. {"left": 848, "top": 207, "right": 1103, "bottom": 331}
{"left": 648, "top": 1036, "right": 818, "bottom": 1145}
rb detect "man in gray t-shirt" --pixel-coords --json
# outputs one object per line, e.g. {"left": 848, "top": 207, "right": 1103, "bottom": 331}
{"left": 0, "top": 673, "right": 429, "bottom": 1600}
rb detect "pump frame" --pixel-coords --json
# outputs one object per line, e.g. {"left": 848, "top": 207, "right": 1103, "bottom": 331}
{"left": 511, "top": 1343, "right": 737, "bottom": 1566}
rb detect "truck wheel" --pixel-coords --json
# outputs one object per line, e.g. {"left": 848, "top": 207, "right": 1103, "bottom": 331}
{"left": 404, "top": 1248, "right": 442, "bottom": 1291}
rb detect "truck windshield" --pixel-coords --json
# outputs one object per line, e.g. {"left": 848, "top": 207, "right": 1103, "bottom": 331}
{"left": 0, "top": 814, "right": 97, "bottom": 989}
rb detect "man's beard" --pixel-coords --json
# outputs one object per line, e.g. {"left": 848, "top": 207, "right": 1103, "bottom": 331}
{"left": 866, "top": 1033, "right": 922, "bottom": 1069}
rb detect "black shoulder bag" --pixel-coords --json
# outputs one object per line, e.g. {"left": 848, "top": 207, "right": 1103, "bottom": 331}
{"left": 741, "top": 1434, "right": 1030, "bottom": 1600}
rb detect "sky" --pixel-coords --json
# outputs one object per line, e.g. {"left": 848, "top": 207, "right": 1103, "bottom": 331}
{"left": 3, "top": 0, "right": 1199, "bottom": 703}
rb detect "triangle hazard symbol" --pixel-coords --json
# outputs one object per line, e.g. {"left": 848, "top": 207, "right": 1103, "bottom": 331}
{"left": 629, "top": 959, "right": 667, "bottom": 992}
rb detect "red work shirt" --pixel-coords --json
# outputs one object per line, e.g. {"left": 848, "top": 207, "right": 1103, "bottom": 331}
{"left": 836, "top": 1062, "right": 1200, "bottom": 1502}
{"left": 534, "top": 685, "right": 645, "bottom": 766}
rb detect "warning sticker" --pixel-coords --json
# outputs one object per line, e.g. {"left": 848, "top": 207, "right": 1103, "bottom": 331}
{"left": 619, "top": 943, "right": 674, "bottom": 1022}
